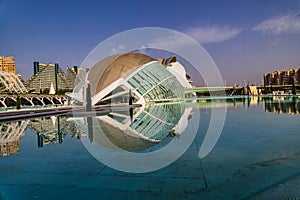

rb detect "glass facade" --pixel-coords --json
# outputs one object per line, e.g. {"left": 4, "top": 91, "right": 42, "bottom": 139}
{"left": 127, "top": 61, "right": 184, "bottom": 102}
{"left": 129, "top": 102, "right": 184, "bottom": 141}
{"left": 87, "top": 53, "right": 187, "bottom": 106}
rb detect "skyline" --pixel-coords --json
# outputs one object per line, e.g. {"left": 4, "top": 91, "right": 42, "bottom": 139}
{"left": 1, "top": 0, "right": 300, "bottom": 85}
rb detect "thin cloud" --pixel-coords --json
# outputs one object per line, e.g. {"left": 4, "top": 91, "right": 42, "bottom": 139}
{"left": 185, "top": 26, "right": 242, "bottom": 44}
{"left": 253, "top": 13, "right": 300, "bottom": 35}
{"left": 144, "top": 26, "right": 241, "bottom": 50}
{"left": 146, "top": 34, "right": 196, "bottom": 50}
{"left": 111, "top": 44, "right": 125, "bottom": 54}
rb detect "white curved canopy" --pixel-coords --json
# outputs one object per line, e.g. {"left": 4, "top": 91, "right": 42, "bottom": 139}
{"left": 0, "top": 72, "right": 28, "bottom": 93}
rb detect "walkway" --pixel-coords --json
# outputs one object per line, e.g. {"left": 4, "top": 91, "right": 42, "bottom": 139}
{"left": 0, "top": 104, "right": 142, "bottom": 122}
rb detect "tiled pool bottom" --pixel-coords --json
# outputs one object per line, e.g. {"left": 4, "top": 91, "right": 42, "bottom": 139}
{"left": 2, "top": 136, "right": 300, "bottom": 200}
{"left": 1, "top": 100, "right": 300, "bottom": 199}
{"left": 0, "top": 133, "right": 206, "bottom": 200}
{"left": 0, "top": 134, "right": 203, "bottom": 199}
{"left": 249, "top": 174, "right": 300, "bottom": 199}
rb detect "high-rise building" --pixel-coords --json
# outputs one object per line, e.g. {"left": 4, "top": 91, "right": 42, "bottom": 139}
{"left": 263, "top": 73, "right": 272, "bottom": 86}
{"left": 264, "top": 68, "right": 300, "bottom": 86}
{"left": 0, "top": 56, "right": 16, "bottom": 75}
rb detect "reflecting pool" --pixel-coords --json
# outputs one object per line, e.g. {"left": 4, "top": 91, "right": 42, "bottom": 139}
{"left": 0, "top": 96, "right": 300, "bottom": 199}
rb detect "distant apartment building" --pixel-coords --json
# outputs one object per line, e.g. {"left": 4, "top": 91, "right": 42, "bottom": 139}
{"left": 0, "top": 57, "right": 27, "bottom": 94}
{"left": 295, "top": 68, "right": 300, "bottom": 84}
{"left": 0, "top": 56, "right": 16, "bottom": 75}
{"left": 264, "top": 68, "right": 300, "bottom": 86}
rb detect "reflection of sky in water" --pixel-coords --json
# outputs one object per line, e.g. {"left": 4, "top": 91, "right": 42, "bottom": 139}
{"left": 0, "top": 97, "right": 300, "bottom": 199}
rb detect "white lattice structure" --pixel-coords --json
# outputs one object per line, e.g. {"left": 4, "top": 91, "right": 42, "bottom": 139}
{"left": 0, "top": 120, "right": 29, "bottom": 144}
{"left": 0, "top": 72, "right": 28, "bottom": 93}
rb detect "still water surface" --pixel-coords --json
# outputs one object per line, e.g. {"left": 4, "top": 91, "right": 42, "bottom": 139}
{"left": 0, "top": 96, "right": 299, "bottom": 199}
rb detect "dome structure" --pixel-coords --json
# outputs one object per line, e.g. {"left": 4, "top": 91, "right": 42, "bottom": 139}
{"left": 88, "top": 52, "right": 185, "bottom": 106}
{"left": 88, "top": 52, "right": 155, "bottom": 96}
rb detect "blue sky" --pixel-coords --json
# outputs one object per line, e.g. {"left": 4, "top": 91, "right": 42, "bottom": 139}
{"left": 1, "top": 0, "right": 300, "bottom": 85}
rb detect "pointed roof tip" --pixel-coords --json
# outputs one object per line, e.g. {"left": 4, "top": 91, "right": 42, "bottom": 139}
{"left": 49, "top": 82, "right": 56, "bottom": 94}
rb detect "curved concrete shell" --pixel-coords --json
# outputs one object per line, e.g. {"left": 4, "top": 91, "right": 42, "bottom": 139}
{"left": 88, "top": 52, "right": 154, "bottom": 96}
{"left": 89, "top": 52, "right": 185, "bottom": 106}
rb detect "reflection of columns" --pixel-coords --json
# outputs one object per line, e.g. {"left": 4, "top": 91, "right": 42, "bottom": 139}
{"left": 291, "top": 98, "right": 297, "bottom": 114}
{"left": 247, "top": 96, "right": 250, "bottom": 108}
{"left": 38, "top": 119, "right": 44, "bottom": 148}
{"left": 87, "top": 117, "right": 93, "bottom": 143}
{"left": 37, "top": 133, "right": 43, "bottom": 148}
{"left": 58, "top": 116, "right": 62, "bottom": 144}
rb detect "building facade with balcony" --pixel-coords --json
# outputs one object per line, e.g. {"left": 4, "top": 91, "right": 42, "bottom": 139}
{"left": 264, "top": 68, "right": 300, "bottom": 86}
{"left": 0, "top": 56, "right": 16, "bottom": 75}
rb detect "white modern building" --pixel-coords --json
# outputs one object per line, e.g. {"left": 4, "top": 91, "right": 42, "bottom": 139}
{"left": 72, "top": 52, "right": 193, "bottom": 107}
{"left": 70, "top": 52, "right": 194, "bottom": 146}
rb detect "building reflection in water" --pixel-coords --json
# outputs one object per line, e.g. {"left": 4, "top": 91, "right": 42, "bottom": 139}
{"left": 75, "top": 102, "right": 193, "bottom": 152}
{"left": 194, "top": 96, "right": 300, "bottom": 115}
{"left": 264, "top": 97, "right": 300, "bottom": 114}
{"left": 28, "top": 116, "right": 85, "bottom": 148}
{"left": 0, "top": 120, "right": 29, "bottom": 156}
{"left": 0, "top": 116, "right": 85, "bottom": 156}
{"left": 1, "top": 96, "right": 299, "bottom": 157}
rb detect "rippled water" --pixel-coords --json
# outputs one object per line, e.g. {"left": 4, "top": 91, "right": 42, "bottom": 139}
{"left": 0, "top": 96, "right": 299, "bottom": 199}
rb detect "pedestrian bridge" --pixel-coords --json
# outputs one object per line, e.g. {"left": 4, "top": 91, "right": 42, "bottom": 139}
{"left": 0, "top": 94, "right": 68, "bottom": 108}
{"left": 185, "top": 86, "right": 247, "bottom": 96}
